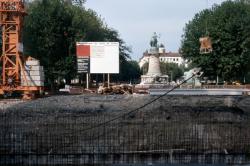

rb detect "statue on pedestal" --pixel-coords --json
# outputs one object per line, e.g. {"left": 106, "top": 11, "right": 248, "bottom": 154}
{"left": 140, "top": 32, "right": 168, "bottom": 85}
{"left": 150, "top": 32, "right": 159, "bottom": 48}
{"left": 149, "top": 32, "right": 160, "bottom": 54}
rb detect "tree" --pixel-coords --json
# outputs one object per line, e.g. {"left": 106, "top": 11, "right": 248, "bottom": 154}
{"left": 141, "top": 62, "right": 149, "bottom": 75}
{"left": 24, "top": 0, "right": 76, "bottom": 88}
{"left": 141, "top": 61, "right": 184, "bottom": 82}
{"left": 181, "top": 0, "right": 250, "bottom": 82}
{"left": 113, "top": 60, "right": 141, "bottom": 83}
{"left": 160, "top": 62, "right": 184, "bottom": 81}
{"left": 23, "top": 0, "right": 131, "bottom": 89}
{"left": 71, "top": 0, "right": 85, "bottom": 6}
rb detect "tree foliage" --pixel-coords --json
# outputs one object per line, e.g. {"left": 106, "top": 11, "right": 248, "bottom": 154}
{"left": 113, "top": 60, "right": 141, "bottom": 83}
{"left": 23, "top": 0, "right": 131, "bottom": 87}
{"left": 71, "top": 0, "right": 85, "bottom": 6}
{"left": 141, "top": 62, "right": 184, "bottom": 81}
{"left": 181, "top": 0, "right": 250, "bottom": 82}
{"left": 160, "top": 62, "right": 184, "bottom": 81}
{"left": 141, "top": 62, "right": 149, "bottom": 75}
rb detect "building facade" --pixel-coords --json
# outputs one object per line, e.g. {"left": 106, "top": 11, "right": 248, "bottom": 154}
{"left": 138, "top": 47, "right": 186, "bottom": 68}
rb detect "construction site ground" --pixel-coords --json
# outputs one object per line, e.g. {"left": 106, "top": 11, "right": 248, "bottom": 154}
{"left": 0, "top": 95, "right": 250, "bottom": 165}
{"left": 0, "top": 94, "right": 249, "bottom": 112}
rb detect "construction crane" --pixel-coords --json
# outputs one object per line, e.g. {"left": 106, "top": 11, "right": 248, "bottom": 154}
{"left": 0, "top": 0, "right": 43, "bottom": 99}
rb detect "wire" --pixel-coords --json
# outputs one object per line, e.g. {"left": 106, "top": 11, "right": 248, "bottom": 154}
{"left": 30, "top": 71, "right": 201, "bottom": 154}
{"left": 71, "top": 72, "right": 199, "bottom": 135}
{"left": 205, "top": 0, "right": 209, "bottom": 36}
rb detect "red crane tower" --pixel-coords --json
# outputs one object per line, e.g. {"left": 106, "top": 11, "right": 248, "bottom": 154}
{"left": 0, "top": 0, "right": 43, "bottom": 98}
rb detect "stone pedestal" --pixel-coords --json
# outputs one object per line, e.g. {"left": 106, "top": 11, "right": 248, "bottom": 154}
{"left": 140, "top": 47, "right": 168, "bottom": 85}
{"left": 147, "top": 55, "right": 162, "bottom": 76}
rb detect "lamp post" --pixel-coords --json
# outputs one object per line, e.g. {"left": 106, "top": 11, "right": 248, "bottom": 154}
{"left": 169, "top": 71, "right": 173, "bottom": 83}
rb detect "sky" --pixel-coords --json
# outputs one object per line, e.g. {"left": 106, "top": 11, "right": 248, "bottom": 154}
{"left": 85, "top": 0, "right": 226, "bottom": 61}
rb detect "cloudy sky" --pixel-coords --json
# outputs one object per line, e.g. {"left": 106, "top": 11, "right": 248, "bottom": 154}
{"left": 85, "top": 0, "right": 226, "bottom": 60}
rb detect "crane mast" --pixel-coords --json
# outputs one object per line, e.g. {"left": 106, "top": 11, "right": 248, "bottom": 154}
{"left": 0, "top": 0, "right": 25, "bottom": 86}
{"left": 0, "top": 0, "right": 43, "bottom": 98}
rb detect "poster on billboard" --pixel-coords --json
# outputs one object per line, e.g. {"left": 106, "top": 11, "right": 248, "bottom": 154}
{"left": 77, "top": 58, "right": 89, "bottom": 73}
{"left": 76, "top": 44, "right": 90, "bottom": 73}
{"left": 76, "top": 42, "right": 119, "bottom": 74}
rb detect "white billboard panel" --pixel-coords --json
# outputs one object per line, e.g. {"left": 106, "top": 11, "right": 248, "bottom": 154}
{"left": 77, "top": 42, "right": 119, "bottom": 74}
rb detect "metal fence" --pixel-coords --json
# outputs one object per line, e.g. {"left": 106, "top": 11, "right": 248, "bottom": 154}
{"left": 0, "top": 104, "right": 250, "bottom": 165}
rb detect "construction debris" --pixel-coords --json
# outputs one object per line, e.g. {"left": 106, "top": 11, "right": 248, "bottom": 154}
{"left": 98, "top": 84, "right": 133, "bottom": 94}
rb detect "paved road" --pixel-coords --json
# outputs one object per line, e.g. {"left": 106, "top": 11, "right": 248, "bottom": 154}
{"left": 149, "top": 88, "right": 250, "bottom": 96}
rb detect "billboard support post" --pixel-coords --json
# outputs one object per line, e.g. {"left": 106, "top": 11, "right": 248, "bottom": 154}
{"left": 103, "top": 74, "right": 105, "bottom": 85}
{"left": 108, "top": 74, "right": 110, "bottom": 88}
{"left": 86, "top": 73, "right": 89, "bottom": 89}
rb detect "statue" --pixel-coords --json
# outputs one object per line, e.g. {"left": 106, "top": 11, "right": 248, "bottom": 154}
{"left": 139, "top": 32, "right": 169, "bottom": 85}
{"left": 150, "top": 32, "right": 159, "bottom": 48}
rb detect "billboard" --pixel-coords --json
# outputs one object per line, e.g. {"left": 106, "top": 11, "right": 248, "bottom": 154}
{"left": 76, "top": 42, "right": 119, "bottom": 74}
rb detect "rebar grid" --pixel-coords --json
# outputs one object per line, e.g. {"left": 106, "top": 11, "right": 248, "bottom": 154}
{"left": 0, "top": 105, "right": 250, "bottom": 165}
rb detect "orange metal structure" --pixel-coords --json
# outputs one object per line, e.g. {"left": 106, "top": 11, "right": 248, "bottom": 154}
{"left": 0, "top": 0, "right": 43, "bottom": 97}
{"left": 199, "top": 36, "right": 213, "bottom": 54}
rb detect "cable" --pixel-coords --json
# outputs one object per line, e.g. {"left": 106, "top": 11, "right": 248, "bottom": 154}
{"left": 28, "top": 71, "right": 201, "bottom": 154}
{"left": 205, "top": 0, "right": 209, "bottom": 36}
{"left": 71, "top": 72, "right": 199, "bottom": 135}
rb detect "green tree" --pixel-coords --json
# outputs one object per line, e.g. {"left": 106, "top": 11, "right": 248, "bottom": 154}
{"left": 160, "top": 62, "right": 184, "bottom": 81}
{"left": 112, "top": 60, "right": 141, "bottom": 83}
{"left": 141, "top": 61, "right": 184, "bottom": 81}
{"left": 24, "top": 0, "right": 76, "bottom": 88}
{"left": 125, "top": 61, "right": 140, "bottom": 82}
{"left": 71, "top": 0, "right": 85, "bottom": 6}
{"left": 181, "top": 0, "right": 250, "bottom": 82}
{"left": 141, "top": 62, "right": 149, "bottom": 75}
{"left": 23, "top": 0, "right": 131, "bottom": 89}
